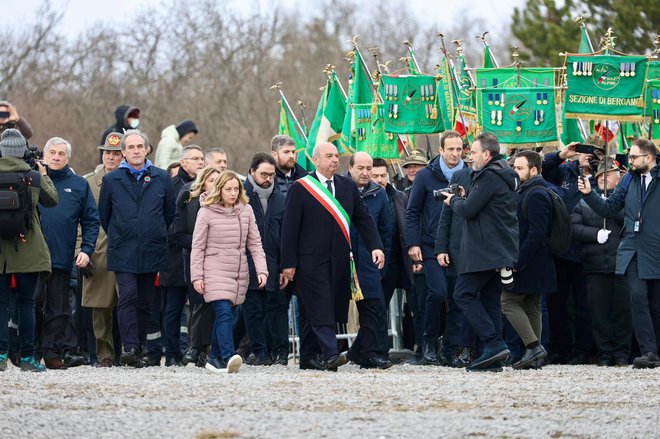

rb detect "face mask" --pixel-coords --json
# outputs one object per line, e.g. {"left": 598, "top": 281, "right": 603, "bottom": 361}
{"left": 129, "top": 119, "right": 140, "bottom": 129}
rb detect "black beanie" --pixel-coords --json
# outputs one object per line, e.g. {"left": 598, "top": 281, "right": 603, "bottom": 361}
{"left": 176, "top": 120, "right": 198, "bottom": 138}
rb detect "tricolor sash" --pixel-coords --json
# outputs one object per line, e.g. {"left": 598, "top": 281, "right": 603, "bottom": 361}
{"left": 298, "top": 175, "right": 364, "bottom": 301}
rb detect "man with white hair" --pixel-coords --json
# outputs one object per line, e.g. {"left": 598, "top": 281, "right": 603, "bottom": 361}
{"left": 38, "top": 137, "right": 100, "bottom": 369}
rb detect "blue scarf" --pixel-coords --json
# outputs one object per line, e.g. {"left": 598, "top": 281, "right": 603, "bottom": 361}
{"left": 119, "top": 159, "right": 153, "bottom": 181}
{"left": 439, "top": 155, "right": 465, "bottom": 182}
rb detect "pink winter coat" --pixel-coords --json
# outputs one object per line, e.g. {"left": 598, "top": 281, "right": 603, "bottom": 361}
{"left": 190, "top": 199, "right": 267, "bottom": 305}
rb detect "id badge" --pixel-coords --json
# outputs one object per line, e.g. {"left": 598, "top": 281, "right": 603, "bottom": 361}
{"left": 634, "top": 221, "right": 641, "bottom": 233}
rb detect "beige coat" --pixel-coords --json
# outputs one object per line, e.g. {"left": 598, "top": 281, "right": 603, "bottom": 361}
{"left": 78, "top": 164, "right": 118, "bottom": 308}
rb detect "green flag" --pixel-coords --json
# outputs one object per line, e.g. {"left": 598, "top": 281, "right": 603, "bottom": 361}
{"left": 561, "top": 25, "right": 594, "bottom": 145}
{"left": 381, "top": 74, "right": 447, "bottom": 134}
{"left": 438, "top": 56, "right": 456, "bottom": 131}
{"left": 353, "top": 103, "right": 399, "bottom": 159}
{"left": 340, "top": 49, "right": 374, "bottom": 153}
{"left": 278, "top": 99, "right": 313, "bottom": 171}
{"left": 565, "top": 54, "right": 648, "bottom": 121}
{"left": 643, "top": 60, "right": 660, "bottom": 141}
{"left": 308, "top": 72, "right": 347, "bottom": 150}
{"left": 406, "top": 46, "right": 420, "bottom": 75}
{"left": 482, "top": 44, "right": 497, "bottom": 69}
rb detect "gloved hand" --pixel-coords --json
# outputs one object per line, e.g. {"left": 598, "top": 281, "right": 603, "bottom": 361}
{"left": 597, "top": 229, "right": 611, "bottom": 244}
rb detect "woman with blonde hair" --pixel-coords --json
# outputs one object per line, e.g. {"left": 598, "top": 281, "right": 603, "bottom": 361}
{"left": 190, "top": 171, "right": 268, "bottom": 373}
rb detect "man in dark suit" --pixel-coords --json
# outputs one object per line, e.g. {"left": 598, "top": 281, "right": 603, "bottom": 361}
{"left": 281, "top": 142, "right": 385, "bottom": 371}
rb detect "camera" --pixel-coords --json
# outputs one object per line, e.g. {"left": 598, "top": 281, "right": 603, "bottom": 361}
{"left": 433, "top": 183, "right": 460, "bottom": 201}
{"left": 0, "top": 142, "right": 44, "bottom": 170}
{"left": 499, "top": 267, "right": 514, "bottom": 290}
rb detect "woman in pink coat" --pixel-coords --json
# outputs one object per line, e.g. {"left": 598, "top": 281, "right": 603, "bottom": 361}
{"left": 190, "top": 171, "right": 268, "bottom": 373}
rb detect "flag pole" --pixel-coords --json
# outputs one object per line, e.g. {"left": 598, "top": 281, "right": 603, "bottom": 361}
{"left": 438, "top": 32, "right": 469, "bottom": 144}
{"left": 477, "top": 31, "right": 500, "bottom": 68}
{"left": 270, "top": 83, "right": 309, "bottom": 143}
{"left": 403, "top": 40, "right": 423, "bottom": 73}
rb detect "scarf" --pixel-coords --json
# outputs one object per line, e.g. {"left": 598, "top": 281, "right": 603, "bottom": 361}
{"left": 247, "top": 174, "right": 274, "bottom": 214}
{"left": 119, "top": 159, "right": 153, "bottom": 181}
{"left": 439, "top": 155, "right": 465, "bottom": 183}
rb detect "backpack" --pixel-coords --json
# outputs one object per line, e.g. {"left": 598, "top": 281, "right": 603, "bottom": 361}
{"left": 0, "top": 171, "right": 37, "bottom": 240}
{"left": 522, "top": 185, "right": 572, "bottom": 256}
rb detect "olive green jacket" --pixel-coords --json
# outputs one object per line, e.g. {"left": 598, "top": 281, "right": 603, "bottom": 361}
{"left": 0, "top": 157, "right": 58, "bottom": 274}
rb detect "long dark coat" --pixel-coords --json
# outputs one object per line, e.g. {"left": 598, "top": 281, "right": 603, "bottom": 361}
{"left": 280, "top": 172, "right": 383, "bottom": 325}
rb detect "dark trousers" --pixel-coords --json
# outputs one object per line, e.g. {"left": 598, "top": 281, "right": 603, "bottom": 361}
{"left": 547, "top": 258, "right": 592, "bottom": 358}
{"left": 625, "top": 258, "right": 660, "bottom": 355}
{"left": 266, "top": 287, "right": 291, "bottom": 355}
{"left": 408, "top": 272, "right": 427, "bottom": 352}
{"left": 454, "top": 270, "right": 504, "bottom": 349}
{"left": 351, "top": 298, "right": 384, "bottom": 360}
{"left": 189, "top": 302, "right": 214, "bottom": 350}
{"left": 38, "top": 269, "right": 77, "bottom": 359}
{"left": 116, "top": 272, "right": 156, "bottom": 351}
{"left": 244, "top": 288, "right": 269, "bottom": 355}
{"left": 421, "top": 256, "right": 447, "bottom": 345}
{"left": 586, "top": 273, "right": 632, "bottom": 360}
{"left": 297, "top": 296, "right": 336, "bottom": 361}
{"left": 443, "top": 275, "right": 473, "bottom": 356}
{"left": 0, "top": 273, "right": 38, "bottom": 358}
{"left": 164, "top": 285, "right": 188, "bottom": 361}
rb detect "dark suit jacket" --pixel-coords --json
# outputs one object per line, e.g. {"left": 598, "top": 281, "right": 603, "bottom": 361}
{"left": 280, "top": 172, "right": 383, "bottom": 325}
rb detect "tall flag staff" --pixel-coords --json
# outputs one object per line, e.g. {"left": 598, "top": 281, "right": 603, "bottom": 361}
{"left": 438, "top": 32, "right": 470, "bottom": 144}
{"left": 270, "top": 82, "right": 313, "bottom": 169}
{"left": 477, "top": 31, "right": 500, "bottom": 69}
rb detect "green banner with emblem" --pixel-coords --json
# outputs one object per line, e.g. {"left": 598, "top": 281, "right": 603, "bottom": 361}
{"left": 643, "top": 61, "right": 660, "bottom": 141}
{"left": 381, "top": 74, "right": 448, "bottom": 134}
{"left": 564, "top": 55, "right": 648, "bottom": 121}
{"left": 353, "top": 103, "right": 399, "bottom": 158}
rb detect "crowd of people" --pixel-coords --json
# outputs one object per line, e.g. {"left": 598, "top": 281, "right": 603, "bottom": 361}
{"left": 0, "top": 101, "right": 659, "bottom": 374}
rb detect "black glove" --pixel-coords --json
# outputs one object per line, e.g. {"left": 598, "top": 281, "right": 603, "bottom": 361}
{"left": 79, "top": 258, "right": 96, "bottom": 279}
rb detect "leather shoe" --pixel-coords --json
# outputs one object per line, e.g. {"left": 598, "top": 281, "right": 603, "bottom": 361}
{"left": 165, "top": 357, "right": 183, "bottom": 367}
{"left": 299, "top": 356, "right": 326, "bottom": 371}
{"left": 470, "top": 343, "right": 510, "bottom": 369}
{"left": 181, "top": 347, "right": 199, "bottom": 366}
{"left": 467, "top": 360, "right": 504, "bottom": 373}
{"left": 96, "top": 358, "right": 113, "bottom": 368}
{"left": 360, "top": 356, "right": 394, "bottom": 370}
{"left": 633, "top": 352, "right": 660, "bottom": 369}
{"left": 271, "top": 352, "right": 288, "bottom": 366}
{"left": 120, "top": 348, "right": 146, "bottom": 368}
{"left": 614, "top": 357, "right": 628, "bottom": 367}
{"left": 597, "top": 355, "right": 613, "bottom": 367}
{"left": 513, "top": 345, "right": 548, "bottom": 370}
{"left": 45, "top": 358, "right": 67, "bottom": 370}
{"left": 346, "top": 349, "right": 361, "bottom": 366}
{"left": 63, "top": 351, "right": 86, "bottom": 368}
{"left": 326, "top": 353, "right": 347, "bottom": 371}
{"left": 420, "top": 342, "right": 439, "bottom": 365}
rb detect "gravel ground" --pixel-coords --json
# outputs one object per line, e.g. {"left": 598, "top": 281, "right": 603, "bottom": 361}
{"left": 1, "top": 361, "right": 658, "bottom": 438}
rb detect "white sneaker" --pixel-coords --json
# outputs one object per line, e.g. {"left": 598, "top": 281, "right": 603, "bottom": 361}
{"left": 227, "top": 354, "right": 242, "bottom": 373}
{"left": 205, "top": 357, "right": 228, "bottom": 373}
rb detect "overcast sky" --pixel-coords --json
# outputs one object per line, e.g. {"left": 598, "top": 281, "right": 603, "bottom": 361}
{"left": 6, "top": 0, "right": 528, "bottom": 38}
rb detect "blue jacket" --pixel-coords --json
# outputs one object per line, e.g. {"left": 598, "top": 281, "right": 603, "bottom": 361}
{"left": 583, "top": 162, "right": 660, "bottom": 279}
{"left": 40, "top": 165, "right": 99, "bottom": 271}
{"left": 99, "top": 164, "right": 175, "bottom": 273}
{"left": 275, "top": 163, "right": 308, "bottom": 198}
{"left": 405, "top": 155, "right": 464, "bottom": 257}
{"left": 511, "top": 176, "right": 556, "bottom": 294}
{"left": 245, "top": 178, "right": 286, "bottom": 292}
{"left": 350, "top": 180, "right": 392, "bottom": 300}
{"left": 541, "top": 151, "right": 591, "bottom": 262}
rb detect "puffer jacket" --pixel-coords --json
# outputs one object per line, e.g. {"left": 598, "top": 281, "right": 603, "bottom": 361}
{"left": 154, "top": 125, "right": 182, "bottom": 169}
{"left": 190, "top": 197, "right": 267, "bottom": 305}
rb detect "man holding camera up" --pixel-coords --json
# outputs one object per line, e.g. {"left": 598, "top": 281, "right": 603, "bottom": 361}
{"left": 578, "top": 139, "right": 660, "bottom": 369}
{"left": 442, "top": 133, "right": 519, "bottom": 372}
{"left": 405, "top": 131, "right": 466, "bottom": 365}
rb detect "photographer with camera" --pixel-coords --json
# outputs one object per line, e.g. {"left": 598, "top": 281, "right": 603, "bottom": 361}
{"left": 37, "top": 137, "right": 100, "bottom": 369}
{"left": 405, "top": 131, "right": 466, "bottom": 365}
{"left": 442, "top": 133, "right": 519, "bottom": 371}
{"left": 0, "top": 129, "right": 57, "bottom": 372}
{"left": 541, "top": 136, "right": 602, "bottom": 365}
{"left": 0, "top": 101, "right": 33, "bottom": 140}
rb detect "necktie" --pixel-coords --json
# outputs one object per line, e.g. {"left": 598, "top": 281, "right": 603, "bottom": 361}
{"left": 641, "top": 175, "right": 647, "bottom": 201}
{"left": 326, "top": 179, "right": 333, "bottom": 196}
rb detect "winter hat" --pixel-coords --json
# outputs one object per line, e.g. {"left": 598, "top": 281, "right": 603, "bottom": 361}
{"left": 176, "top": 120, "right": 198, "bottom": 138}
{"left": 0, "top": 128, "right": 28, "bottom": 158}
{"left": 595, "top": 161, "right": 621, "bottom": 178}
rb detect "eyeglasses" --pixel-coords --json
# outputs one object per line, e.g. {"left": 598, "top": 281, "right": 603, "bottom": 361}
{"left": 628, "top": 154, "right": 649, "bottom": 161}
{"left": 258, "top": 172, "right": 276, "bottom": 179}
{"left": 184, "top": 156, "right": 204, "bottom": 162}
